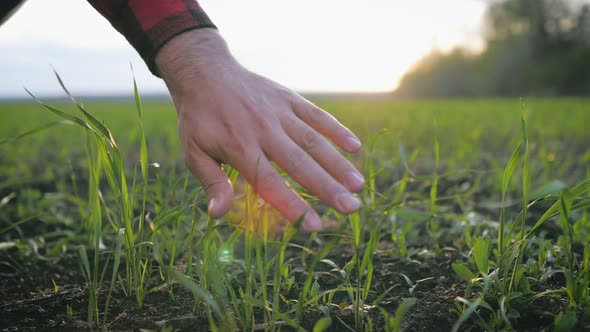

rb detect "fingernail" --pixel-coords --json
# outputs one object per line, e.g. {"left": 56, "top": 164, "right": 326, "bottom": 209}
{"left": 303, "top": 213, "right": 322, "bottom": 232}
{"left": 337, "top": 193, "right": 361, "bottom": 213}
{"left": 208, "top": 198, "right": 216, "bottom": 213}
{"left": 345, "top": 136, "right": 362, "bottom": 151}
{"left": 346, "top": 171, "right": 365, "bottom": 190}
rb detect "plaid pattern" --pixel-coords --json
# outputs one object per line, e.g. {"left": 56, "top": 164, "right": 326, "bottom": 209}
{"left": 88, "top": 0, "right": 217, "bottom": 76}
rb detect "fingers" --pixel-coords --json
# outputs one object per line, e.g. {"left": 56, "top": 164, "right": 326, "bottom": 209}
{"left": 263, "top": 130, "right": 362, "bottom": 215}
{"left": 282, "top": 116, "right": 365, "bottom": 192}
{"left": 230, "top": 150, "right": 323, "bottom": 232}
{"left": 185, "top": 147, "right": 234, "bottom": 218}
{"left": 290, "top": 96, "right": 362, "bottom": 153}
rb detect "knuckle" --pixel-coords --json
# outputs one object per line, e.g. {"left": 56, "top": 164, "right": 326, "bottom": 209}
{"left": 322, "top": 181, "right": 345, "bottom": 199}
{"left": 184, "top": 151, "right": 203, "bottom": 173}
{"left": 271, "top": 82, "right": 297, "bottom": 102}
{"left": 279, "top": 86, "right": 296, "bottom": 100}
{"left": 221, "top": 133, "right": 249, "bottom": 157}
{"left": 215, "top": 118, "right": 251, "bottom": 156}
{"left": 280, "top": 114, "right": 297, "bottom": 129}
{"left": 248, "top": 107, "right": 276, "bottom": 132}
{"left": 256, "top": 115, "right": 275, "bottom": 132}
{"left": 306, "top": 104, "right": 326, "bottom": 124}
{"left": 285, "top": 149, "right": 309, "bottom": 174}
{"left": 256, "top": 169, "right": 281, "bottom": 194}
{"left": 201, "top": 176, "right": 227, "bottom": 192}
{"left": 301, "top": 130, "right": 319, "bottom": 151}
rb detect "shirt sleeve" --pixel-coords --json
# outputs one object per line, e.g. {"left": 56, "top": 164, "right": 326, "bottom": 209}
{"left": 0, "top": 0, "right": 26, "bottom": 25}
{"left": 87, "top": 0, "right": 217, "bottom": 76}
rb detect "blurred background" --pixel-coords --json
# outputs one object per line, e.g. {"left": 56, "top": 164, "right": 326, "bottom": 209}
{"left": 0, "top": 0, "right": 589, "bottom": 99}
{"left": 396, "top": 0, "right": 590, "bottom": 97}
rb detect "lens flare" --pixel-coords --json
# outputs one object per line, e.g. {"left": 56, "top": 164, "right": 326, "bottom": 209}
{"left": 223, "top": 178, "right": 288, "bottom": 239}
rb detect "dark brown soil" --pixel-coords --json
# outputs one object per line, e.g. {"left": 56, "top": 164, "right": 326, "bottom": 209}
{"left": 0, "top": 169, "right": 570, "bottom": 331}
{"left": 1, "top": 242, "right": 467, "bottom": 332}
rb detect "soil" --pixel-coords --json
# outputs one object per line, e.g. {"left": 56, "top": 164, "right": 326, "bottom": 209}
{"left": 0, "top": 239, "right": 467, "bottom": 332}
{"left": 1, "top": 159, "right": 578, "bottom": 331}
{"left": 0, "top": 170, "right": 567, "bottom": 331}
{"left": 0, "top": 237, "right": 561, "bottom": 332}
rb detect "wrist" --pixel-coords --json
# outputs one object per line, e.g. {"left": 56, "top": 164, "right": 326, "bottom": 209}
{"left": 155, "top": 28, "right": 238, "bottom": 93}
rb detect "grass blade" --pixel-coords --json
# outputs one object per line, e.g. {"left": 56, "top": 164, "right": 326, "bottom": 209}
{"left": 498, "top": 142, "right": 522, "bottom": 258}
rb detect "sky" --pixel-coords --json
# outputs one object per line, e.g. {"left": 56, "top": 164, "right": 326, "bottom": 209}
{"left": 0, "top": 0, "right": 487, "bottom": 98}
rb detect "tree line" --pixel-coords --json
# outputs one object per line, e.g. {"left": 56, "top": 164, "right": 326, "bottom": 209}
{"left": 394, "top": 0, "right": 590, "bottom": 98}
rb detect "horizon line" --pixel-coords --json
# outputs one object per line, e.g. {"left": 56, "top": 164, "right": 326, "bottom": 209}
{"left": 0, "top": 90, "right": 397, "bottom": 102}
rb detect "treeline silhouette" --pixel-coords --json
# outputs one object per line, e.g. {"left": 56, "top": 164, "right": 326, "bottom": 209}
{"left": 395, "top": 0, "right": 590, "bottom": 98}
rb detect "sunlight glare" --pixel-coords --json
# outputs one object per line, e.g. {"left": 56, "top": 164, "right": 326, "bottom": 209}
{"left": 0, "top": 0, "right": 486, "bottom": 96}
{"left": 202, "top": 0, "right": 487, "bottom": 92}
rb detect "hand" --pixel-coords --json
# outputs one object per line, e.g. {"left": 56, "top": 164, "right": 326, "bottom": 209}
{"left": 155, "top": 28, "right": 364, "bottom": 232}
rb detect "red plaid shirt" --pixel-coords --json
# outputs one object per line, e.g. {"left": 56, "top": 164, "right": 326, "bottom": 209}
{"left": 0, "top": 0, "right": 216, "bottom": 76}
{"left": 88, "top": 0, "right": 216, "bottom": 76}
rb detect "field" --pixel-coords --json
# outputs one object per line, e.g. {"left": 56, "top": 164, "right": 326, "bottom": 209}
{"left": 1, "top": 95, "right": 589, "bottom": 331}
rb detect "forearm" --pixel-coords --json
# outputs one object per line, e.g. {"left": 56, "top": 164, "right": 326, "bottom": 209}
{"left": 87, "top": 0, "right": 216, "bottom": 76}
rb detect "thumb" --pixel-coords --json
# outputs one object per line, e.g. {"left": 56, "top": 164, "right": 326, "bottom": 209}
{"left": 186, "top": 150, "right": 234, "bottom": 218}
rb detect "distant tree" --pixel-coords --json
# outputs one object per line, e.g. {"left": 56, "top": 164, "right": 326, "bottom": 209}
{"left": 575, "top": 4, "right": 590, "bottom": 45}
{"left": 395, "top": 0, "right": 590, "bottom": 97}
{"left": 486, "top": 0, "right": 589, "bottom": 48}
{"left": 394, "top": 50, "right": 479, "bottom": 98}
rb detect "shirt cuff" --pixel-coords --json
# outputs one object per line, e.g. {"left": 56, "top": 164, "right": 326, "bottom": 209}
{"left": 88, "top": 0, "right": 217, "bottom": 76}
